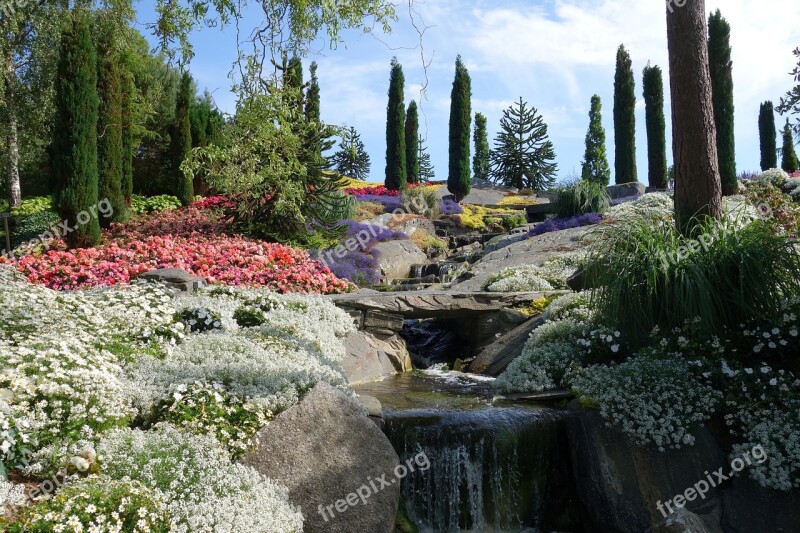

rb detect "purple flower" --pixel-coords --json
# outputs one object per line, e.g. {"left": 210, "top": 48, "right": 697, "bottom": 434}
{"left": 527, "top": 213, "right": 602, "bottom": 237}
{"left": 440, "top": 198, "right": 463, "bottom": 215}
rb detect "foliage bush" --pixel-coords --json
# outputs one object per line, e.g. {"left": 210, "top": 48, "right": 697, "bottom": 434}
{"left": 8, "top": 197, "right": 53, "bottom": 218}
{"left": 131, "top": 194, "right": 183, "bottom": 214}
{"left": 401, "top": 186, "right": 440, "bottom": 218}
{"left": 527, "top": 213, "right": 601, "bottom": 237}
{"left": 554, "top": 180, "right": 610, "bottom": 217}
{"left": 485, "top": 252, "right": 586, "bottom": 292}
{"left": 585, "top": 212, "right": 800, "bottom": 343}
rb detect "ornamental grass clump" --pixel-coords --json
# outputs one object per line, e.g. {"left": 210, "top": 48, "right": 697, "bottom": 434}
{"left": 585, "top": 213, "right": 800, "bottom": 343}
{"left": 554, "top": 180, "right": 610, "bottom": 217}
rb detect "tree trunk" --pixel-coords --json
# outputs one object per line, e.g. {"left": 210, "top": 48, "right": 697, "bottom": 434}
{"left": 666, "top": 0, "right": 721, "bottom": 234}
{"left": 4, "top": 47, "right": 22, "bottom": 208}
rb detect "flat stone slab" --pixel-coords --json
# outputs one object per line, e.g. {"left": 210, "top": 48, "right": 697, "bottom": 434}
{"left": 493, "top": 390, "right": 574, "bottom": 402}
{"left": 329, "top": 290, "right": 557, "bottom": 319}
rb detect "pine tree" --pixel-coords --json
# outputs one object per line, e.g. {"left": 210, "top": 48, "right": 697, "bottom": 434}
{"left": 331, "top": 126, "right": 371, "bottom": 180}
{"left": 448, "top": 55, "right": 471, "bottom": 202}
{"left": 418, "top": 135, "right": 435, "bottom": 181}
{"left": 385, "top": 58, "right": 406, "bottom": 190}
{"left": 759, "top": 101, "right": 778, "bottom": 170}
{"left": 473, "top": 112, "right": 490, "bottom": 182}
{"left": 642, "top": 64, "right": 668, "bottom": 189}
{"left": 708, "top": 9, "right": 737, "bottom": 195}
{"left": 172, "top": 71, "right": 193, "bottom": 205}
{"left": 613, "top": 44, "right": 637, "bottom": 184}
{"left": 96, "top": 23, "right": 126, "bottom": 225}
{"left": 490, "top": 97, "right": 557, "bottom": 190}
{"left": 405, "top": 101, "right": 420, "bottom": 184}
{"left": 52, "top": 12, "right": 100, "bottom": 248}
{"left": 121, "top": 67, "right": 134, "bottom": 210}
{"left": 581, "top": 95, "right": 611, "bottom": 186}
{"left": 781, "top": 119, "right": 799, "bottom": 173}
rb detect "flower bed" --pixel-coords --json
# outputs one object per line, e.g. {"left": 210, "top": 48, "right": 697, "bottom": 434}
{"left": 527, "top": 213, "right": 602, "bottom": 237}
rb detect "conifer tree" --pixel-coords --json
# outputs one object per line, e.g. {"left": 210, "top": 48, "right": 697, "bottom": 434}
{"left": 759, "top": 101, "right": 778, "bottom": 170}
{"left": 708, "top": 9, "right": 737, "bottom": 194}
{"left": 96, "top": 23, "right": 126, "bottom": 225}
{"left": 613, "top": 44, "right": 637, "bottom": 184}
{"left": 448, "top": 55, "right": 471, "bottom": 201}
{"left": 385, "top": 58, "right": 406, "bottom": 190}
{"left": 642, "top": 64, "right": 668, "bottom": 189}
{"left": 121, "top": 68, "right": 134, "bottom": 209}
{"left": 490, "top": 97, "right": 557, "bottom": 190}
{"left": 331, "top": 126, "right": 371, "bottom": 180}
{"left": 52, "top": 12, "right": 101, "bottom": 248}
{"left": 473, "top": 112, "right": 490, "bottom": 182}
{"left": 581, "top": 95, "right": 611, "bottom": 186}
{"left": 405, "top": 101, "right": 420, "bottom": 184}
{"left": 418, "top": 135, "right": 435, "bottom": 182}
{"left": 172, "top": 71, "right": 193, "bottom": 205}
{"left": 304, "top": 61, "right": 332, "bottom": 180}
{"left": 781, "top": 119, "right": 799, "bottom": 173}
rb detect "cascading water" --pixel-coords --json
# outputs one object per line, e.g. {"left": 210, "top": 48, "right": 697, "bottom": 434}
{"left": 353, "top": 371, "right": 581, "bottom": 532}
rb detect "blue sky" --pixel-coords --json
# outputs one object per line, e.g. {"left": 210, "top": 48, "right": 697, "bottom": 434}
{"left": 133, "top": 0, "right": 800, "bottom": 184}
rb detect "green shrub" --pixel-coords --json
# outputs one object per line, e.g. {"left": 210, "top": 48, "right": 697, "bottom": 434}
{"left": 401, "top": 186, "right": 440, "bottom": 218}
{"left": 11, "top": 211, "right": 61, "bottom": 250}
{"left": 555, "top": 180, "right": 610, "bottom": 217}
{"left": 130, "top": 194, "right": 183, "bottom": 215}
{"left": 311, "top": 189, "right": 357, "bottom": 222}
{"left": 585, "top": 213, "right": 800, "bottom": 343}
{"left": 9, "top": 196, "right": 53, "bottom": 218}
{"left": 502, "top": 213, "right": 527, "bottom": 230}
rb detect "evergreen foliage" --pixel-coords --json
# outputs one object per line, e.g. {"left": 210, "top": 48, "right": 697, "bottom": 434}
{"left": 448, "top": 55, "right": 471, "bottom": 201}
{"left": 781, "top": 119, "right": 799, "bottom": 173}
{"left": 171, "top": 71, "right": 193, "bottom": 205}
{"left": 331, "top": 126, "right": 371, "bottom": 180}
{"left": 52, "top": 12, "right": 101, "bottom": 248}
{"left": 613, "top": 44, "right": 637, "bottom": 184}
{"left": 473, "top": 112, "right": 490, "bottom": 181}
{"left": 759, "top": 101, "right": 778, "bottom": 171}
{"left": 418, "top": 135, "right": 435, "bottom": 182}
{"left": 490, "top": 97, "right": 558, "bottom": 190}
{"left": 405, "top": 101, "right": 420, "bottom": 184}
{"left": 385, "top": 58, "right": 406, "bottom": 190}
{"left": 581, "top": 95, "right": 611, "bottom": 186}
{"left": 642, "top": 64, "right": 668, "bottom": 189}
{"left": 708, "top": 10, "right": 737, "bottom": 195}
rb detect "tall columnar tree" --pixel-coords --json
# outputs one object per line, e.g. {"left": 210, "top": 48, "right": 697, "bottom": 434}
{"left": 708, "top": 9, "right": 737, "bottom": 195}
{"left": 303, "top": 61, "right": 332, "bottom": 180}
{"left": 666, "top": 0, "right": 722, "bottom": 233}
{"left": 121, "top": 67, "right": 134, "bottom": 209}
{"left": 172, "top": 71, "right": 193, "bottom": 205}
{"left": 52, "top": 12, "right": 100, "bottom": 248}
{"left": 581, "top": 95, "right": 611, "bottom": 186}
{"left": 490, "top": 97, "right": 558, "bottom": 190}
{"left": 96, "top": 24, "right": 126, "bottom": 225}
{"left": 418, "top": 135, "right": 435, "bottom": 181}
{"left": 473, "top": 112, "right": 490, "bottom": 182}
{"left": 613, "top": 44, "right": 637, "bottom": 184}
{"left": 759, "top": 101, "right": 778, "bottom": 170}
{"left": 781, "top": 119, "right": 799, "bottom": 173}
{"left": 385, "top": 58, "right": 406, "bottom": 190}
{"left": 642, "top": 64, "right": 668, "bottom": 189}
{"left": 448, "top": 55, "right": 472, "bottom": 202}
{"left": 331, "top": 126, "right": 371, "bottom": 180}
{"left": 405, "top": 101, "right": 419, "bottom": 184}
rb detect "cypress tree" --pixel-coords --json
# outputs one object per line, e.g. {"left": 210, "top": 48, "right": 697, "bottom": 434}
{"left": 405, "top": 101, "right": 419, "bottom": 184}
{"left": 96, "top": 25, "right": 126, "bottom": 225}
{"left": 448, "top": 55, "right": 471, "bottom": 202}
{"left": 172, "top": 71, "right": 193, "bottom": 205}
{"left": 642, "top": 64, "right": 668, "bottom": 189}
{"left": 121, "top": 67, "right": 134, "bottom": 210}
{"left": 581, "top": 95, "right": 611, "bottom": 186}
{"left": 418, "top": 135, "right": 435, "bottom": 181}
{"left": 304, "top": 61, "right": 327, "bottom": 181}
{"left": 759, "top": 101, "right": 778, "bottom": 170}
{"left": 613, "top": 44, "right": 637, "bottom": 184}
{"left": 385, "top": 58, "right": 406, "bottom": 190}
{"left": 708, "top": 9, "right": 737, "bottom": 195}
{"left": 473, "top": 112, "right": 490, "bottom": 182}
{"left": 52, "top": 12, "right": 100, "bottom": 248}
{"left": 781, "top": 119, "right": 799, "bottom": 173}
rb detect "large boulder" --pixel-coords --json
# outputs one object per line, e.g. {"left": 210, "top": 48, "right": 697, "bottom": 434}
{"left": 341, "top": 330, "right": 412, "bottom": 384}
{"left": 468, "top": 316, "right": 544, "bottom": 375}
{"left": 241, "top": 382, "right": 401, "bottom": 533}
{"left": 139, "top": 268, "right": 205, "bottom": 293}
{"left": 372, "top": 240, "right": 427, "bottom": 282}
{"left": 721, "top": 477, "right": 800, "bottom": 532}
{"left": 606, "top": 181, "right": 646, "bottom": 200}
{"left": 566, "top": 402, "right": 724, "bottom": 533}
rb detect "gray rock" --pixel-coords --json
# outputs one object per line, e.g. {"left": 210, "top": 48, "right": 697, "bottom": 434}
{"left": 139, "top": 268, "right": 206, "bottom": 293}
{"left": 468, "top": 316, "right": 544, "bottom": 375}
{"left": 356, "top": 394, "right": 383, "bottom": 418}
{"left": 606, "top": 181, "right": 646, "bottom": 199}
{"left": 473, "top": 308, "right": 530, "bottom": 347}
{"left": 241, "top": 382, "right": 400, "bottom": 533}
{"left": 649, "top": 508, "right": 718, "bottom": 533}
{"left": 363, "top": 310, "right": 405, "bottom": 332}
{"left": 566, "top": 403, "right": 725, "bottom": 533}
{"left": 721, "top": 477, "right": 800, "bottom": 532}
{"left": 341, "top": 330, "right": 412, "bottom": 384}
{"left": 372, "top": 240, "right": 427, "bottom": 282}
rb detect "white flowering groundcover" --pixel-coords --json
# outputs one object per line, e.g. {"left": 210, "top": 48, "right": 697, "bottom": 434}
{"left": 1, "top": 265, "right": 356, "bottom": 531}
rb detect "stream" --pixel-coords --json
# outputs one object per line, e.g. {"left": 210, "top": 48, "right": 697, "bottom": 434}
{"left": 352, "top": 370, "right": 581, "bottom": 532}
